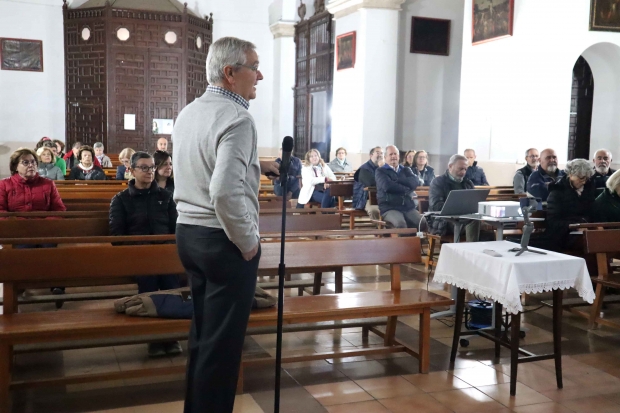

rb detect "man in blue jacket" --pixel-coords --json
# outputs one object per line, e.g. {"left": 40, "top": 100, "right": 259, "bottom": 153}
{"left": 527, "top": 148, "right": 565, "bottom": 202}
{"left": 375, "top": 145, "right": 421, "bottom": 229}
{"left": 464, "top": 149, "right": 489, "bottom": 186}
{"left": 352, "top": 146, "right": 383, "bottom": 219}
{"left": 272, "top": 146, "right": 303, "bottom": 199}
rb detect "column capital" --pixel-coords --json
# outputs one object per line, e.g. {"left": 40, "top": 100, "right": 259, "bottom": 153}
{"left": 326, "top": 0, "right": 405, "bottom": 19}
{"left": 270, "top": 21, "right": 296, "bottom": 38}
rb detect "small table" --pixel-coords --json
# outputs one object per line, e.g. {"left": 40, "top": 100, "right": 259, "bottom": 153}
{"left": 434, "top": 241, "right": 595, "bottom": 395}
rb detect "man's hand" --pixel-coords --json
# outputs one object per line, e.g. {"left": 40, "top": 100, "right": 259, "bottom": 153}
{"left": 260, "top": 160, "right": 280, "bottom": 177}
{"left": 242, "top": 242, "right": 259, "bottom": 261}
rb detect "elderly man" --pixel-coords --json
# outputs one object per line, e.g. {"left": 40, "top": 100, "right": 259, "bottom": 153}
{"left": 592, "top": 148, "right": 615, "bottom": 188}
{"left": 527, "top": 148, "right": 565, "bottom": 202}
{"left": 464, "top": 148, "right": 489, "bottom": 186}
{"left": 172, "top": 37, "right": 279, "bottom": 413}
{"left": 353, "top": 146, "right": 384, "bottom": 220}
{"left": 375, "top": 145, "right": 421, "bottom": 229}
{"left": 429, "top": 154, "right": 480, "bottom": 241}
{"left": 157, "top": 137, "right": 169, "bottom": 152}
{"left": 514, "top": 148, "right": 539, "bottom": 194}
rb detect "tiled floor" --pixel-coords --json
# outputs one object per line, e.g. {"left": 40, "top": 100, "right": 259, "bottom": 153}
{"left": 7, "top": 262, "right": 620, "bottom": 413}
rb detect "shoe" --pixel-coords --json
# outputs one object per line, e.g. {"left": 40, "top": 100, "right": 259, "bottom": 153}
{"left": 148, "top": 343, "right": 167, "bottom": 358}
{"left": 51, "top": 287, "right": 65, "bottom": 295}
{"left": 164, "top": 341, "right": 182, "bottom": 356}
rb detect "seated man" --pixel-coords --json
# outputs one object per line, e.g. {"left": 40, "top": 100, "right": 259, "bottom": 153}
{"left": 109, "top": 151, "right": 181, "bottom": 358}
{"left": 157, "top": 137, "right": 169, "bottom": 152}
{"left": 272, "top": 146, "right": 303, "bottom": 199}
{"left": 592, "top": 148, "right": 615, "bottom": 188}
{"left": 429, "top": 154, "right": 480, "bottom": 241}
{"left": 527, "top": 148, "right": 565, "bottom": 202}
{"left": 464, "top": 149, "right": 489, "bottom": 186}
{"left": 375, "top": 145, "right": 421, "bottom": 229}
{"left": 352, "top": 146, "right": 383, "bottom": 220}
{"left": 514, "top": 148, "right": 539, "bottom": 194}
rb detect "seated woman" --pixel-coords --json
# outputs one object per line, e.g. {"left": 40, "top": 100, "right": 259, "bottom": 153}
{"left": 327, "top": 147, "right": 353, "bottom": 172}
{"left": 546, "top": 158, "right": 597, "bottom": 251}
{"left": 116, "top": 147, "right": 136, "bottom": 180}
{"left": 68, "top": 145, "right": 106, "bottom": 180}
{"left": 53, "top": 139, "right": 66, "bottom": 159}
{"left": 412, "top": 150, "right": 435, "bottom": 186}
{"left": 402, "top": 150, "right": 416, "bottom": 168}
{"left": 109, "top": 151, "right": 181, "bottom": 357}
{"left": 36, "top": 147, "right": 64, "bottom": 180}
{"left": 594, "top": 169, "right": 620, "bottom": 222}
{"left": 93, "top": 142, "right": 113, "bottom": 168}
{"left": 41, "top": 141, "right": 67, "bottom": 175}
{"left": 154, "top": 150, "right": 174, "bottom": 193}
{"left": 298, "top": 149, "right": 337, "bottom": 208}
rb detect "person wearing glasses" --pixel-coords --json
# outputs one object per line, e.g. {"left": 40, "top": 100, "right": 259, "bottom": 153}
{"left": 116, "top": 147, "right": 136, "bottom": 180}
{"left": 154, "top": 150, "right": 174, "bottom": 193}
{"left": 109, "top": 151, "right": 181, "bottom": 356}
{"left": 514, "top": 148, "right": 539, "bottom": 194}
{"left": 411, "top": 150, "right": 435, "bottom": 186}
{"left": 0, "top": 148, "right": 66, "bottom": 212}
{"left": 527, "top": 148, "right": 565, "bottom": 202}
{"left": 68, "top": 145, "right": 106, "bottom": 180}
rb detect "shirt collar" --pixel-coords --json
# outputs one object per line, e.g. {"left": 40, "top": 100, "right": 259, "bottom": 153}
{"left": 207, "top": 85, "right": 249, "bottom": 110}
{"left": 385, "top": 163, "right": 400, "bottom": 172}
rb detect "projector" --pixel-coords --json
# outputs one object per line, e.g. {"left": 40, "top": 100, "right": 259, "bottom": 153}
{"left": 478, "top": 201, "right": 522, "bottom": 218}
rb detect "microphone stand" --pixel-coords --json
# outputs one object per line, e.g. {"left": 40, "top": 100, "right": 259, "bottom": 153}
{"left": 274, "top": 168, "right": 289, "bottom": 413}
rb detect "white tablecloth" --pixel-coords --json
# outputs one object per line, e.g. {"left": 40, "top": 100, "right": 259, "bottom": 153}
{"left": 434, "top": 241, "right": 595, "bottom": 314}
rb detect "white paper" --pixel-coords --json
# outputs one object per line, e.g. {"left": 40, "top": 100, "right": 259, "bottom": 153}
{"left": 124, "top": 114, "right": 136, "bottom": 130}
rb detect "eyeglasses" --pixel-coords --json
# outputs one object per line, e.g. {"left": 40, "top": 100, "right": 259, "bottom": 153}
{"left": 134, "top": 165, "right": 157, "bottom": 172}
{"left": 20, "top": 160, "right": 37, "bottom": 167}
{"left": 236, "top": 63, "right": 260, "bottom": 72}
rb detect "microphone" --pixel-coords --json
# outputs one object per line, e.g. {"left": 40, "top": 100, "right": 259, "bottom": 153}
{"left": 279, "top": 136, "right": 294, "bottom": 175}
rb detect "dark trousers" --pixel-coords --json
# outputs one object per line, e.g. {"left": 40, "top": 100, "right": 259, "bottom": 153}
{"left": 296, "top": 187, "right": 335, "bottom": 208}
{"left": 176, "top": 224, "right": 260, "bottom": 413}
{"left": 274, "top": 183, "right": 301, "bottom": 200}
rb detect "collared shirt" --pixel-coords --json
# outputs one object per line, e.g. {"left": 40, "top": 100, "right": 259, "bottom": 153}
{"left": 388, "top": 163, "right": 400, "bottom": 173}
{"left": 206, "top": 85, "right": 249, "bottom": 110}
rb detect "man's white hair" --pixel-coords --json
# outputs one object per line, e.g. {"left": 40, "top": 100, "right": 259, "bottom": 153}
{"left": 592, "top": 148, "right": 612, "bottom": 159}
{"left": 206, "top": 37, "right": 256, "bottom": 85}
{"left": 448, "top": 154, "right": 467, "bottom": 166}
{"left": 385, "top": 144, "right": 399, "bottom": 153}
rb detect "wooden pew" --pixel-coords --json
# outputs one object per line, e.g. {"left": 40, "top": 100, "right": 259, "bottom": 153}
{"left": 0, "top": 237, "right": 451, "bottom": 410}
{"left": 329, "top": 181, "right": 368, "bottom": 230}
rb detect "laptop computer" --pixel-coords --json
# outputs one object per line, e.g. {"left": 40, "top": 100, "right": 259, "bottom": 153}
{"left": 428, "top": 189, "right": 490, "bottom": 216}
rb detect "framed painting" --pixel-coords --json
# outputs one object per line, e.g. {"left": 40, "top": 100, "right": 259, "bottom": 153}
{"left": 410, "top": 17, "right": 451, "bottom": 56}
{"left": 336, "top": 31, "right": 356, "bottom": 71}
{"left": 472, "top": 0, "right": 514, "bottom": 45}
{"left": 590, "top": 0, "right": 620, "bottom": 32}
{"left": 0, "top": 38, "right": 43, "bottom": 72}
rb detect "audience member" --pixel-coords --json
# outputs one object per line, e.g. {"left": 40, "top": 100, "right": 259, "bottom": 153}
{"left": 64, "top": 141, "right": 96, "bottom": 169}
{"left": 154, "top": 150, "right": 174, "bottom": 193}
{"left": 53, "top": 139, "right": 65, "bottom": 158}
{"left": 68, "top": 145, "right": 106, "bottom": 180}
{"left": 429, "top": 154, "right": 480, "bottom": 241}
{"left": 376, "top": 145, "right": 421, "bottom": 229}
{"left": 0, "top": 148, "right": 66, "bottom": 212}
{"left": 412, "top": 150, "right": 435, "bottom": 186}
{"left": 298, "top": 149, "right": 336, "bottom": 208}
{"left": 402, "top": 150, "right": 416, "bottom": 168}
{"left": 109, "top": 151, "right": 181, "bottom": 357}
{"left": 464, "top": 149, "right": 489, "bottom": 186}
{"left": 594, "top": 169, "right": 620, "bottom": 222}
{"left": 546, "top": 159, "right": 596, "bottom": 251}
{"left": 272, "top": 147, "right": 302, "bottom": 199}
{"left": 34, "top": 137, "right": 53, "bottom": 151}
{"left": 328, "top": 147, "right": 353, "bottom": 172}
{"left": 157, "top": 137, "right": 169, "bottom": 152}
{"left": 36, "top": 147, "right": 64, "bottom": 180}
{"left": 353, "top": 146, "right": 384, "bottom": 220}
{"left": 116, "top": 147, "right": 136, "bottom": 180}
{"left": 592, "top": 148, "right": 615, "bottom": 188}
{"left": 527, "top": 148, "right": 565, "bottom": 202}
{"left": 93, "top": 142, "right": 113, "bottom": 168}
{"left": 514, "top": 148, "right": 539, "bottom": 194}
{"left": 41, "top": 140, "right": 67, "bottom": 175}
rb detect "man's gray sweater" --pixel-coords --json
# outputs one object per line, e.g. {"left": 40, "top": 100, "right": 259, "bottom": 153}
{"left": 172, "top": 91, "right": 260, "bottom": 253}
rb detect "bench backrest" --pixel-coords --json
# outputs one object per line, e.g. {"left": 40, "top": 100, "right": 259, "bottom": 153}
{"left": 584, "top": 229, "right": 620, "bottom": 254}
{"left": 260, "top": 214, "right": 341, "bottom": 232}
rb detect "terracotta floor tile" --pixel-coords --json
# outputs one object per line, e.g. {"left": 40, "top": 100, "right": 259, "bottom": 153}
{"left": 231, "top": 394, "right": 265, "bottom": 413}
{"left": 492, "top": 363, "right": 578, "bottom": 392}
{"left": 354, "top": 376, "right": 423, "bottom": 399}
{"left": 560, "top": 394, "right": 620, "bottom": 413}
{"left": 378, "top": 394, "right": 454, "bottom": 413}
{"left": 451, "top": 365, "right": 510, "bottom": 387}
{"left": 429, "top": 388, "right": 508, "bottom": 413}
{"left": 304, "top": 381, "right": 373, "bottom": 406}
{"left": 325, "top": 400, "right": 391, "bottom": 413}
{"left": 477, "top": 383, "right": 552, "bottom": 408}
{"left": 512, "top": 402, "right": 576, "bottom": 413}
{"left": 402, "top": 371, "right": 471, "bottom": 393}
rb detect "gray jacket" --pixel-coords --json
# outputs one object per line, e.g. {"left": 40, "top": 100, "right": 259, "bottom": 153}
{"left": 328, "top": 158, "right": 353, "bottom": 173}
{"left": 38, "top": 162, "right": 64, "bottom": 180}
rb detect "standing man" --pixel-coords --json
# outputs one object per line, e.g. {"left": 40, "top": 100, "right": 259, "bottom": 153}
{"left": 464, "top": 148, "right": 489, "bottom": 186}
{"left": 157, "top": 137, "right": 169, "bottom": 152}
{"left": 513, "top": 148, "right": 539, "bottom": 194}
{"left": 592, "top": 148, "right": 615, "bottom": 188}
{"left": 527, "top": 148, "right": 564, "bottom": 202}
{"left": 172, "top": 37, "right": 278, "bottom": 413}
{"left": 352, "top": 146, "right": 384, "bottom": 220}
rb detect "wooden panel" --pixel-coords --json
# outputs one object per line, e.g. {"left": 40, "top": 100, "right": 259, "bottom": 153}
{"left": 0, "top": 218, "right": 109, "bottom": 238}
{"left": 260, "top": 214, "right": 341, "bottom": 233}
{"left": 585, "top": 229, "right": 620, "bottom": 254}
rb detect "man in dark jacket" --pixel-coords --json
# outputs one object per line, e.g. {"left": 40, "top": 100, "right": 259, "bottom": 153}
{"left": 464, "top": 149, "right": 489, "bottom": 186}
{"left": 513, "top": 148, "right": 539, "bottom": 194}
{"left": 592, "top": 148, "right": 615, "bottom": 189}
{"left": 272, "top": 147, "right": 302, "bottom": 199}
{"left": 109, "top": 151, "right": 181, "bottom": 357}
{"left": 352, "top": 146, "right": 383, "bottom": 219}
{"left": 527, "top": 148, "right": 565, "bottom": 202}
{"left": 429, "top": 154, "right": 480, "bottom": 241}
{"left": 376, "top": 145, "right": 421, "bottom": 229}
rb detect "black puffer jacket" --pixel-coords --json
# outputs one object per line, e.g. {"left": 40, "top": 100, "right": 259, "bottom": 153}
{"left": 109, "top": 180, "right": 177, "bottom": 239}
{"left": 427, "top": 171, "right": 475, "bottom": 235}
{"left": 594, "top": 187, "right": 620, "bottom": 222}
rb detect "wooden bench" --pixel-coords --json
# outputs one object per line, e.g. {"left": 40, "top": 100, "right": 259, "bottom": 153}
{"left": 0, "top": 237, "right": 452, "bottom": 411}
{"left": 330, "top": 181, "right": 369, "bottom": 230}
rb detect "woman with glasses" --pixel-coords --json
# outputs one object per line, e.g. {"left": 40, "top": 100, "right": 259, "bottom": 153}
{"left": 68, "top": 145, "right": 106, "bottom": 180}
{"left": 109, "top": 151, "right": 181, "bottom": 358}
{"left": 116, "top": 147, "right": 136, "bottom": 180}
{"left": 153, "top": 150, "right": 174, "bottom": 193}
{"left": 411, "top": 150, "right": 435, "bottom": 186}
{"left": 0, "top": 148, "right": 66, "bottom": 212}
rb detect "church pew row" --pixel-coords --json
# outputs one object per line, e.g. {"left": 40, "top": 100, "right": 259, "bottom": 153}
{"left": 0, "top": 237, "right": 452, "bottom": 410}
